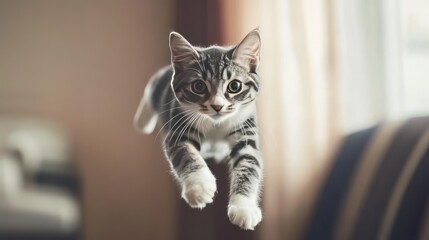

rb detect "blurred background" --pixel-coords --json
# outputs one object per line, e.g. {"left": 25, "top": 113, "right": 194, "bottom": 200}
{"left": 0, "top": 0, "right": 428, "bottom": 240}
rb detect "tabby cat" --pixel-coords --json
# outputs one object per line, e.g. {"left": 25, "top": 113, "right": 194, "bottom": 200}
{"left": 134, "top": 29, "right": 263, "bottom": 230}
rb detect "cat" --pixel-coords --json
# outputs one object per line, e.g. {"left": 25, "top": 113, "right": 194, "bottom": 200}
{"left": 134, "top": 29, "right": 263, "bottom": 230}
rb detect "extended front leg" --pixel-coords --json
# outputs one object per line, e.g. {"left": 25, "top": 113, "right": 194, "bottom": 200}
{"left": 164, "top": 141, "right": 217, "bottom": 209}
{"left": 227, "top": 138, "right": 264, "bottom": 230}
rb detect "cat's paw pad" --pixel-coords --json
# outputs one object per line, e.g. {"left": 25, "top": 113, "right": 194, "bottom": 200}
{"left": 228, "top": 196, "right": 262, "bottom": 230}
{"left": 181, "top": 168, "right": 217, "bottom": 209}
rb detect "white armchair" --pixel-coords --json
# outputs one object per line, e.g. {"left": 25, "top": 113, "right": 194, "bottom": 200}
{"left": 0, "top": 118, "right": 80, "bottom": 237}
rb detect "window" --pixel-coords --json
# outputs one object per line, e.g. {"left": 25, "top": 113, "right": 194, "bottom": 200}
{"left": 402, "top": 0, "right": 429, "bottom": 116}
{"left": 339, "top": 0, "right": 429, "bottom": 132}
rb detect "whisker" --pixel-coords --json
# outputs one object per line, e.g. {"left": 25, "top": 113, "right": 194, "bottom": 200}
{"left": 244, "top": 119, "right": 258, "bottom": 136}
{"left": 195, "top": 115, "right": 204, "bottom": 143}
{"left": 158, "top": 109, "right": 194, "bottom": 142}
{"left": 155, "top": 111, "right": 187, "bottom": 141}
{"left": 164, "top": 113, "right": 194, "bottom": 146}
{"left": 161, "top": 98, "right": 176, "bottom": 107}
{"left": 155, "top": 108, "right": 196, "bottom": 139}
{"left": 175, "top": 113, "right": 198, "bottom": 146}
{"left": 197, "top": 115, "right": 207, "bottom": 138}
{"left": 240, "top": 122, "right": 247, "bottom": 146}
{"left": 156, "top": 105, "right": 187, "bottom": 116}
{"left": 190, "top": 114, "right": 202, "bottom": 138}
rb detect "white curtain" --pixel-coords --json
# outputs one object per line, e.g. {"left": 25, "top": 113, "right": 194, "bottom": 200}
{"left": 222, "top": 1, "right": 341, "bottom": 239}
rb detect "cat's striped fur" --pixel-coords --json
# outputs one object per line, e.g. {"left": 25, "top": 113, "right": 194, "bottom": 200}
{"left": 134, "top": 29, "right": 263, "bottom": 230}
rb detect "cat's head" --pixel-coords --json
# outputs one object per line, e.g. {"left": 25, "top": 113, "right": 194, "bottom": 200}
{"left": 169, "top": 29, "right": 261, "bottom": 123}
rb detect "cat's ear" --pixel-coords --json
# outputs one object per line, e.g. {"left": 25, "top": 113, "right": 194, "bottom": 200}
{"left": 231, "top": 29, "right": 261, "bottom": 72}
{"left": 169, "top": 32, "right": 200, "bottom": 71}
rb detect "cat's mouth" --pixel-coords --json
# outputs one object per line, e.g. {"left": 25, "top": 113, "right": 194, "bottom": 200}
{"left": 206, "top": 111, "right": 233, "bottom": 122}
{"left": 211, "top": 112, "right": 223, "bottom": 119}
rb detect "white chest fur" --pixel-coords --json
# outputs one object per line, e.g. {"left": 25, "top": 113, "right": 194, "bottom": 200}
{"left": 199, "top": 103, "right": 256, "bottom": 162}
{"left": 199, "top": 123, "right": 233, "bottom": 162}
{"left": 200, "top": 141, "right": 231, "bottom": 162}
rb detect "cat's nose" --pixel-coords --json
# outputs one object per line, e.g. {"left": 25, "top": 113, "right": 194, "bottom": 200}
{"left": 211, "top": 105, "right": 224, "bottom": 112}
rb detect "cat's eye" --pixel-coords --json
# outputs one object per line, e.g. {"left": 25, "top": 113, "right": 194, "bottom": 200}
{"left": 191, "top": 80, "right": 207, "bottom": 94}
{"left": 227, "top": 80, "right": 242, "bottom": 93}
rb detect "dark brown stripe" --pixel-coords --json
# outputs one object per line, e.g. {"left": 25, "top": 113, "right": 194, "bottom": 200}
{"left": 228, "top": 119, "right": 256, "bottom": 136}
{"left": 230, "top": 140, "right": 257, "bottom": 159}
{"left": 182, "top": 88, "right": 206, "bottom": 103}
{"left": 233, "top": 154, "right": 260, "bottom": 168}
{"left": 243, "top": 118, "right": 256, "bottom": 127}
{"left": 187, "top": 126, "right": 200, "bottom": 135}
{"left": 228, "top": 129, "right": 256, "bottom": 137}
{"left": 245, "top": 81, "right": 259, "bottom": 91}
{"left": 170, "top": 146, "right": 189, "bottom": 171}
{"left": 233, "top": 89, "right": 250, "bottom": 101}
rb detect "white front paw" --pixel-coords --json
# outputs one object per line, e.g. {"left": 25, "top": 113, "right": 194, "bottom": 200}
{"left": 228, "top": 195, "right": 262, "bottom": 230}
{"left": 181, "top": 167, "right": 217, "bottom": 209}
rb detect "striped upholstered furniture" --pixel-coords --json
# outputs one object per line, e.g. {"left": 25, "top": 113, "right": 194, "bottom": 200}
{"left": 305, "top": 116, "right": 429, "bottom": 240}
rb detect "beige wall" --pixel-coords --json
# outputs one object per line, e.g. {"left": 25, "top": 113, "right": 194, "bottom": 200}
{"left": 0, "top": 1, "right": 176, "bottom": 239}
